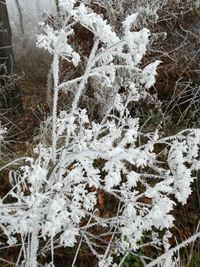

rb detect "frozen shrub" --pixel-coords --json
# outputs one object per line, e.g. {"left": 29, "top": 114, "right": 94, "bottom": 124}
{"left": 0, "top": 1, "right": 200, "bottom": 266}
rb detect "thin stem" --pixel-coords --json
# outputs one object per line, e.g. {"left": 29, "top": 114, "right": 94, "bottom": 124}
{"left": 145, "top": 232, "right": 200, "bottom": 267}
{"left": 71, "top": 39, "right": 99, "bottom": 114}
{"left": 118, "top": 252, "right": 129, "bottom": 267}
{"left": 51, "top": 235, "right": 54, "bottom": 265}
{"left": 71, "top": 237, "right": 83, "bottom": 267}
{"left": 52, "top": 53, "right": 59, "bottom": 163}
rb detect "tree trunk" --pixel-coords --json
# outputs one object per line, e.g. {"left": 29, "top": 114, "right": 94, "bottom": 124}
{"left": 15, "top": 0, "right": 25, "bottom": 48}
{"left": 0, "top": 0, "right": 23, "bottom": 113}
{"left": 55, "top": 0, "right": 60, "bottom": 14}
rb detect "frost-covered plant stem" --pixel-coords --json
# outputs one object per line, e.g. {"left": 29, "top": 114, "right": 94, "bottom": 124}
{"left": 29, "top": 231, "right": 39, "bottom": 267}
{"left": 71, "top": 39, "right": 99, "bottom": 114}
{"left": 71, "top": 212, "right": 95, "bottom": 267}
{"left": 145, "top": 231, "right": 200, "bottom": 267}
{"left": 52, "top": 53, "right": 59, "bottom": 163}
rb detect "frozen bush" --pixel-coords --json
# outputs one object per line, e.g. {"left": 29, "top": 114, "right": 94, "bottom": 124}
{"left": 0, "top": 1, "right": 200, "bottom": 266}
